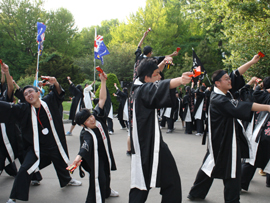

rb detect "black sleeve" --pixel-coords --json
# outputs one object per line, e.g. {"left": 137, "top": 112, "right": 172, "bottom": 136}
{"left": 229, "top": 69, "right": 246, "bottom": 96}
{"left": 14, "top": 88, "right": 25, "bottom": 102}
{"left": 135, "top": 47, "right": 142, "bottom": 61}
{"left": 0, "top": 101, "right": 26, "bottom": 123}
{"left": 253, "top": 86, "right": 270, "bottom": 104}
{"left": 140, "top": 79, "right": 176, "bottom": 109}
{"left": 78, "top": 130, "right": 93, "bottom": 159}
{"left": 212, "top": 96, "right": 253, "bottom": 121}
{"left": 69, "top": 83, "right": 80, "bottom": 97}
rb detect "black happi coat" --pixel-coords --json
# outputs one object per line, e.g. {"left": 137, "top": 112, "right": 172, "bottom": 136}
{"left": 201, "top": 70, "right": 253, "bottom": 179}
{"left": 115, "top": 89, "right": 128, "bottom": 121}
{"left": 193, "top": 89, "right": 206, "bottom": 120}
{"left": 183, "top": 90, "right": 195, "bottom": 122}
{"left": 130, "top": 79, "right": 177, "bottom": 189}
{"left": 0, "top": 89, "right": 23, "bottom": 169}
{"left": 78, "top": 107, "right": 116, "bottom": 202}
{"left": 69, "top": 83, "right": 85, "bottom": 122}
{"left": 247, "top": 86, "right": 270, "bottom": 171}
{"left": 0, "top": 85, "right": 69, "bottom": 161}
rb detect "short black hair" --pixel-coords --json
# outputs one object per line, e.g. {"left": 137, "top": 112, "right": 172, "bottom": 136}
{"left": 263, "top": 77, "right": 270, "bottom": 89}
{"left": 212, "top": 69, "right": 226, "bottom": 86}
{"left": 200, "top": 85, "right": 206, "bottom": 92}
{"left": 75, "top": 108, "right": 91, "bottom": 126}
{"left": 137, "top": 58, "right": 158, "bottom": 83}
{"left": 22, "top": 85, "right": 38, "bottom": 94}
{"left": 143, "top": 46, "right": 152, "bottom": 55}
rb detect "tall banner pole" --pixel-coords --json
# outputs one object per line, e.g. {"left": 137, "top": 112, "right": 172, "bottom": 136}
{"left": 94, "top": 27, "right": 97, "bottom": 91}
{"left": 35, "top": 43, "right": 40, "bottom": 86}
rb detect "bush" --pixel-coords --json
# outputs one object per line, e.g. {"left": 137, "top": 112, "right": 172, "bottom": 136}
{"left": 95, "top": 73, "right": 121, "bottom": 114}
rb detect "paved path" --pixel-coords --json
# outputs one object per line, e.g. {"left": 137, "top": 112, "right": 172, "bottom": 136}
{"left": 0, "top": 118, "right": 269, "bottom": 202}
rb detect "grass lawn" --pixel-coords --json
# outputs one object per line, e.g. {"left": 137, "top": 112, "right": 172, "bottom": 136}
{"left": 62, "top": 101, "right": 71, "bottom": 111}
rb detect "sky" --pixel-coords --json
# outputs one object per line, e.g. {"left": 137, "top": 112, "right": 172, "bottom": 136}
{"left": 43, "top": 0, "right": 147, "bottom": 30}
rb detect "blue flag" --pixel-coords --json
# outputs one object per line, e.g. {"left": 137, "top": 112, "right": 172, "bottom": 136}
{"left": 37, "top": 22, "right": 46, "bottom": 42}
{"left": 37, "top": 22, "right": 46, "bottom": 56}
{"left": 94, "top": 35, "right": 110, "bottom": 64}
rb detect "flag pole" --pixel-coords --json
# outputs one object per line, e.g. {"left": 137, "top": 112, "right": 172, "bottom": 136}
{"left": 35, "top": 42, "right": 40, "bottom": 87}
{"left": 94, "top": 27, "right": 97, "bottom": 91}
{"left": 206, "top": 74, "right": 212, "bottom": 85}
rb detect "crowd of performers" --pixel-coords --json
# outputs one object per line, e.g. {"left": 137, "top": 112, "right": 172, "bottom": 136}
{"left": 0, "top": 28, "right": 270, "bottom": 203}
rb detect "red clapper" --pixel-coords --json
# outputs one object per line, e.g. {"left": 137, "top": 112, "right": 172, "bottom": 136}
{"left": 176, "top": 47, "right": 181, "bottom": 52}
{"left": 256, "top": 78, "right": 262, "bottom": 83}
{"left": 96, "top": 66, "right": 107, "bottom": 79}
{"left": 189, "top": 66, "right": 202, "bottom": 78}
{"left": 258, "top": 51, "right": 265, "bottom": 58}
{"left": 41, "top": 76, "right": 49, "bottom": 84}
{"left": 66, "top": 160, "right": 82, "bottom": 174}
{"left": 0, "top": 59, "right": 3, "bottom": 65}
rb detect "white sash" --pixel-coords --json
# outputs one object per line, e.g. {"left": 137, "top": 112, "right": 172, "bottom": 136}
{"left": 150, "top": 109, "right": 160, "bottom": 187}
{"left": 28, "top": 100, "right": 69, "bottom": 174}
{"left": 123, "top": 100, "right": 129, "bottom": 121}
{"left": 164, "top": 108, "right": 171, "bottom": 118}
{"left": 74, "top": 98, "right": 82, "bottom": 123}
{"left": 85, "top": 121, "right": 111, "bottom": 203}
{"left": 194, "top": 99, "right": 204, "bottom": 120}
{"left": 130, "top": 79, "right": 161, "bottom": 189}
{"left": 130, "top": 100, "right": 147, "bottom": 190}
{"left": 245, "top": 113, "right": 268, "bottom": 165}
{"left": 108, "top": 104, "right": 113, "bottom": 120}
{"left": 185, "top": 106, "right": 192, "bottom": 122}
{"left": 201, "top": 107, "right": 215, "bottom": 177}
{"left": 1, "top": 123, "right": 15, "bottom": 163}
{"left": 84, "top": 127, "right": 101, "bottom": 203}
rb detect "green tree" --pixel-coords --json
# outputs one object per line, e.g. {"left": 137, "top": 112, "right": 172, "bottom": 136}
{"left": 185, "top": 0, "right": 270, "bottom": 79}
{"left": 0, "top": 0, "right": 45, "bottom": 80}
{"left": 25, "top": 52, "right": 86, "bottom": 99}
{"left": 44, "top": 8, "right": 81, "bottom": 57}
{"left": 98, "top": 42, "right": 136, "bottom": 82}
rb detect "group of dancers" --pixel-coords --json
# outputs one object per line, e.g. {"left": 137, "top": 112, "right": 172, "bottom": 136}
{"left": 0, "top": 28, "right": 270, "bottom": 203}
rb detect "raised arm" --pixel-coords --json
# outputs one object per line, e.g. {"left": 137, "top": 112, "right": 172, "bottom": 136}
{"left": 1, "top": 63, "right": 14, "bottom": 99}
{"left": 158, "top": 56, "right": 173, "bottom": 72}
{"left": 42, "top": 76, "right": 62, "bottom": 95}
{"left": 98, "top": 73, "right": 107, "bottom": 109}
{"left": 1, "top": 69, "right": 4, "bottom": 84}
{"left": 137, "top": 31, "right": 149, "bottom": 48}
{"left": 166, "top": 51, "right": 179, "bottom": 58}
{"left": 238, "top": 54, "right": 260, "bottom": 76}
{"left": 67, "top": 76, "right": 73, "bottom": 85}
{"left": 13, "top": 80, "right": 20, "bottom": 90}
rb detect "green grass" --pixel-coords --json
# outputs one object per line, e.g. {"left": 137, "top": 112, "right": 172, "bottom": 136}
{"left": 62, "top": 101, "right": 71, "bottom": 111}
{"left": 63, "top": 113, "right": 69, "bottom": 119}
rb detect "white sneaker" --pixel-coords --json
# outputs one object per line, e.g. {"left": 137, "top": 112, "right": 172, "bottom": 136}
{"left": 68, "top": 178, "right": 82, "bottom": 186}
{"left": 6, "top": 199, "right": 16, "bottom": 203}
{"left": 108, "top": 131, "right": 114, "bottom": 135}
{"left": 110, "top": 188, "right": 119, "bottom": 197}
{"left": 121, "top": 127, "right": 126, "bottom": 130}
{"left": 195, "top": 133, "right": 200, "bottom": 136}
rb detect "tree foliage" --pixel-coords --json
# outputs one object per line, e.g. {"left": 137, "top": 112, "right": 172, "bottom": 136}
{"left": 1, "top": 0, "right": 270, "bottom": 98}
